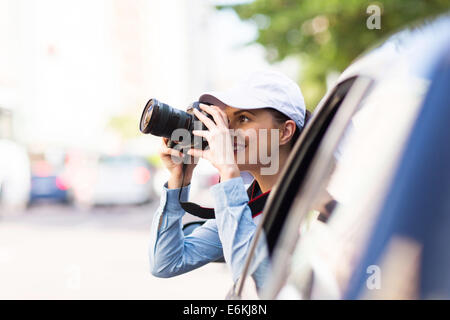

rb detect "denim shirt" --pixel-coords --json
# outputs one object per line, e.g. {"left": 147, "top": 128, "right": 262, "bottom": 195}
{"left": 148, "top": 176, "right": 270, "bottom": 291}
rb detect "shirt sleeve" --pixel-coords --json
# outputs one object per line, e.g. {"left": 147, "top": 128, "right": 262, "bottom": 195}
{"left": 149, "top": 182, "right": 224, "bottom": 278}
{"left": 210, "top": 176, "right": 270, "bottom": 290}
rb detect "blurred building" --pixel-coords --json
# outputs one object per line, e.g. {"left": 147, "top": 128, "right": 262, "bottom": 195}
{"left": 0, "top": 0, "right": 215, "bottom": 153}
{"left": 0, "top": 0, "right": 300, "bottom": 187}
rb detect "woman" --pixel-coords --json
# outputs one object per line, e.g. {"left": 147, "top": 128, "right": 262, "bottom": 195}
{"left": 149, "top": 70, "right": 310, "bottom": 291}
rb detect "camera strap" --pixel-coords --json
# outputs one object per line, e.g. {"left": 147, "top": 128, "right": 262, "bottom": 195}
{"left": 177, "top": 163, "right": 270, "bottom": 220}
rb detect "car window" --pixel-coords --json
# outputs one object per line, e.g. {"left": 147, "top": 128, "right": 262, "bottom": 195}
{"left": 262, "top": 68, "right": 429, "bottom": 300}
{"left": 229, "top": 76, "right": 370, "bottom": 299}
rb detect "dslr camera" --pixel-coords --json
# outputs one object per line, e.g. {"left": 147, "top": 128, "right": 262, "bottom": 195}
{"left": 139, "top": 98, "right": 213, "bottom": 151}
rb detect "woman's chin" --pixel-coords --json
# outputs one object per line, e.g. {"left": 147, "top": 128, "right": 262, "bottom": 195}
{"left": 234, "top": 154, "right": 256, "bottom": 172}
{"left": 233, "top": 150, "right": 246, "bottom": 162}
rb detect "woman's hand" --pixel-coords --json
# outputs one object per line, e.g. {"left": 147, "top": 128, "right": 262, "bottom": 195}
{"left": 187, "top": 104, "right": 240, "bottom": 182}
{"left": 159, "top": 137, "right": 198, "bottom": 189}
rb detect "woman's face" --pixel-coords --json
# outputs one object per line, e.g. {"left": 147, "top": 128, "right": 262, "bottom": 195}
{"left": 223, "top": 105, "right": 281, "bottom": 172}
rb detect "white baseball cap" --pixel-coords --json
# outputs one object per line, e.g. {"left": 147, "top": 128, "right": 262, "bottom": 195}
{"left": 198, "top": 70, "right": 306, "bottom": 129}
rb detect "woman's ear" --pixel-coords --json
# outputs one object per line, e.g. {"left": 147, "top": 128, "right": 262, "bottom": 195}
{"left": 279, "top": 120, "right": 296, "bottom": 146}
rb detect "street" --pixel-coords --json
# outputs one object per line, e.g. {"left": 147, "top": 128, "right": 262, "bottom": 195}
{"left": 0, "top": 202, "right": 232, "bottom": 299}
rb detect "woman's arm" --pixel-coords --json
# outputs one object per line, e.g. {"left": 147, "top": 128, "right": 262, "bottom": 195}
{"left": 149, "top": 182, "right": 224, "bottom": 278}
{"left": 210, "top": 176, "right": 270, "bottom": 290}
{"left": 185, "top": 104, "right": 270, "bottom": 289}
{"left": 150, "top": 135, "right": 223, "bottom": 277}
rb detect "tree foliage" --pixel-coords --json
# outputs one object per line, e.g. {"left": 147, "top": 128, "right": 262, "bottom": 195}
{"left": 219, "top": 0, "right": 450, "bottom": 108}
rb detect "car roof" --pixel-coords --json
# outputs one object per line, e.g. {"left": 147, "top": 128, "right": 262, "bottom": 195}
{"left": 337, "top": 14, "right": 450, "bottom": 83}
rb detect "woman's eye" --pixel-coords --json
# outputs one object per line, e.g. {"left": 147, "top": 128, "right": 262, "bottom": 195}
{"left": 239, "top": 115, "right": 250, "bottom": 122}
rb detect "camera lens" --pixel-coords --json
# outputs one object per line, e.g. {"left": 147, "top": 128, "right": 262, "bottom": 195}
{"left": 140, "top": 98, "right": 214, "bottom": 150}
{"left": 140, "top": 100, "right": 154, "bottom": 133}
{"left": 139, "top": 99, "right": 193, "bottom": 138}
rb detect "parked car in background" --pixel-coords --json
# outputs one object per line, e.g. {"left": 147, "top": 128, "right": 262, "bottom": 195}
{"left": 89, "top": 154, "right": 155, "bottom": 206}
{"left": 29, "top": 155, "right": 71, "bottom": 205}
{"left": 227, "top": 15, "right": 450, "bottom": 300}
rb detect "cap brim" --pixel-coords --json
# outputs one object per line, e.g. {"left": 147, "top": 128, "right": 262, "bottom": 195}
{"left": 198, "top": 91, "right": 267, "bottom": 110}
{"left": 198, "top": 93, "right": 229, "bottom": 108}
{"left": 199, "top": 91, "right": 303, "bottom": 129}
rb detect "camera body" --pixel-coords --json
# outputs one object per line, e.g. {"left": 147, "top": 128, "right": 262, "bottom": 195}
{"left": 139, "top": 98, "right": 213, "bottom": 151}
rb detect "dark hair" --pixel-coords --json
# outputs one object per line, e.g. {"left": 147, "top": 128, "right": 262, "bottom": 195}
{"left": 266, "top": 108, "right": 312, "bottom": 147}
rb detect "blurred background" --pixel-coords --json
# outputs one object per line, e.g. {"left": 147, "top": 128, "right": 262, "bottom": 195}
{"left": 0, "top": 0, "right": 447, "bottom": 299}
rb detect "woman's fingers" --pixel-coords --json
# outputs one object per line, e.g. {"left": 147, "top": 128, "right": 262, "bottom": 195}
{"left": 193, "top": 108, "right": 216, "bottom": 130}
{"left": 160, "top": 138, "right": 168, "bottom": 152}
{"left": 164, "top": 147, "right": 184, "bottom": 159}
{"left": 192, "top": 129, "right": 210, "bottom": 140}
{"left": 199, "top": 104, "right": 228, "bottom": 128}
{"left": 187, "top": 148, "right": 206, "bottom": 159}
{"left": 160, "top": 138, "right": 183, "bottom": 158}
